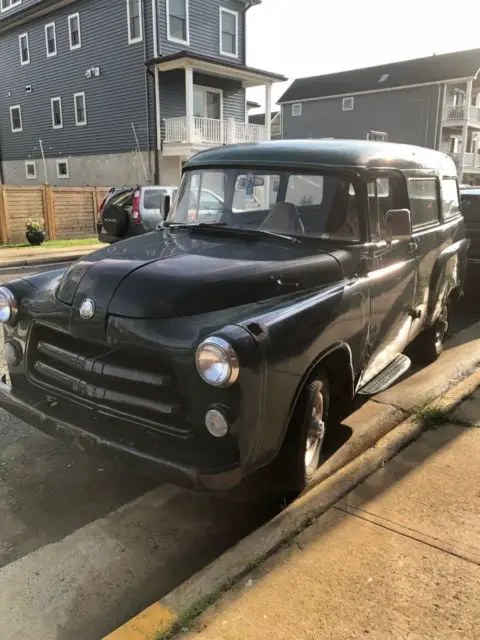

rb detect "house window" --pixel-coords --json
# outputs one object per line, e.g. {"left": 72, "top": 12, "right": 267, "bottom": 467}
{"left": 68, "top": 13, "right": 81, "bottom": 50}
{"left": 45, "top": 22, "right": 57, "bottom": 57}
{"left": 407, "top": 178, "right": 440, "bottom": 229}
{"left": 292, "top": 103, "right": 302, "bottom": 117}
{"left": 127, "top": 0, "right": 143, "bottom": 43}
{"left": 193, "top": 85, "right": 222, "bottom": 119}
{"left": 56, "top": 159, "right": 69, "bottom": 179}
{"left": 51, "top": 97, "right": 63, "bottom": 129}
{"left": 449, "top": 136, "right": 461, "bottom": 154}
{"left": 219, "top": 8, "right": 238, "bottom": 57}
{"left": 452, "top": 91, "right": 464, "bottom": 107}
{"left": 342, "top": 96, "right": 354, "bottom": 111}
{"left": 1, "top": 0, "right": 22, "bottom": 12}
{"left": 25, "top": 161, "right": 36, "bottom": 179}
{"left": 367, "top": 131, "right": 387, "bottom": 142}
{"left": 74, "top": 92, "right": 87, "bottom": 126}
{"left": 19, "top": 33, "right": 29, "bottom": 64}
{"left": 10, "top": 105, "right": 22, "bottom": 132}
{"left": 167, "top": 0, "right": 189, "bottom": 44}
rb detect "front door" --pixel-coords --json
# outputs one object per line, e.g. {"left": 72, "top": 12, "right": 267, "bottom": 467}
{"left": 360, "top": 172, "right": 418, "bottom": 386}
{"left": 193, "top": 86, "right": 222, "bottom": 120}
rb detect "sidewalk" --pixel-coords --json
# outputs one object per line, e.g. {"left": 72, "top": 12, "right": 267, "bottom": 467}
{"left": 0, "top": 242, "right": 100, "bottom": 268}
{"left": 175, "top": 389, "right": 480, "bottom": 640}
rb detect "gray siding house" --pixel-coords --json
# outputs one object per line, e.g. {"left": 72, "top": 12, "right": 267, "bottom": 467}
{"left": 0, "top": 0, "right": 285, "bottom": 186}
{"left": 279, "top": 49, "right": 480, "bottom": 184}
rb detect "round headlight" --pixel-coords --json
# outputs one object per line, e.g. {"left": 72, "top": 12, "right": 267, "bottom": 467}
{"left": 0, "top": 287, "right": 17, "bottom": 325}
{"left": 196, "top": 337, "right": 239, "bottom": 387}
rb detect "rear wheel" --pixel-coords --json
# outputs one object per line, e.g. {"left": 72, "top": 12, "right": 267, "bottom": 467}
{"left": 411, "top": 300, "right": 450, "bottom": 365}
{"left": 277, "top": 375, "right": 330, "bottom": 493}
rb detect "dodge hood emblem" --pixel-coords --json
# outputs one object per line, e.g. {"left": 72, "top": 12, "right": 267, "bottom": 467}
{"left": 79, "top": 298, "right": 96, "bottom": 319}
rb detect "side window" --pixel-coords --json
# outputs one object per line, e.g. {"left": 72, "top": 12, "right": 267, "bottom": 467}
{"left": 407, "top": 178, "right": 440, "bottom": 229}
{"left": 368, "top": 175, "right": 404, "bottom": 242}
{"left": 441, "top": 178, "right": 461, "bottom": 220}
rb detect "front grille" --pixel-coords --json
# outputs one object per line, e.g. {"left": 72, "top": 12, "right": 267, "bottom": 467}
{"left": 28, "top": 326, "right": 190, "bottom": 436}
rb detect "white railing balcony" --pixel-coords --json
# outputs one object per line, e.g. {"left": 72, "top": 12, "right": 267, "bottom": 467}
{"left": 443, "top": 104, "right": 480, "bottom": 123}
{"left": 164, "top": 116, "right": 267, "bottom": 147}
{"left": 449, "top": 152, "right": 480, "bottom": 168}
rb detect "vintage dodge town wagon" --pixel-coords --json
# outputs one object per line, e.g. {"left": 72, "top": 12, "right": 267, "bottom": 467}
{"left": 0, "top": 140, "right": 468, "bottom": 493}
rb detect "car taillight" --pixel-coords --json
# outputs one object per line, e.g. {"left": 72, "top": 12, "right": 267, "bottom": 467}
{"left": 132, "top": 190, "right": 141, "bottom": 223}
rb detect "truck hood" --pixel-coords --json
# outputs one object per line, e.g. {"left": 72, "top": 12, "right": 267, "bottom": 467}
{"left": 57, "top": 230, "right": 345, "bottom": 320}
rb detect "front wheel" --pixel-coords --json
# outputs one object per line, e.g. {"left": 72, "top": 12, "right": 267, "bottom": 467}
{"left": 277, "top": 375, "right": 330, "bottom": 493}
{"left": 411, "top": 300, "right": 450, "bottom": 365}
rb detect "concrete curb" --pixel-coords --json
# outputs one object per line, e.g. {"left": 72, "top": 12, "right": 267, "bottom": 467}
{"left": 103, "top": 367, "right": 480, "bottom": 640}
{"left": 0, "top": 248, "right": 97, "bottom": 270}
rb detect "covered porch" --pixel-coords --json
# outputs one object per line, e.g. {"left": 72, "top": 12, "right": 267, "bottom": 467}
{"left": 149, "top": 52, "right": 286, "bottom": 157}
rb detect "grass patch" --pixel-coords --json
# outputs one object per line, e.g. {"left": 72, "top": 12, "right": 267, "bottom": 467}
{"left": 0, "top": 238, "right": 100, "bottom": 250}
{"left": 413, "top": 402, "right": 470, "bottom": 429}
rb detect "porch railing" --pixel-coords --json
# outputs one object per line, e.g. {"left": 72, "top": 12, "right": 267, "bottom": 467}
{"left": 449, "top": 152, "right": 480, "bottom": 168}
{"left": 164, "top": 116, "right": 267, "bottom": 146}
{"left": 443, "top": 104, "right": 480, "bottom": 123}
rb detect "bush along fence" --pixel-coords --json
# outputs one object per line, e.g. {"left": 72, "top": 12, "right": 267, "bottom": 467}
{"left": 0, "top": 185, "right": 110, "bottom": 244}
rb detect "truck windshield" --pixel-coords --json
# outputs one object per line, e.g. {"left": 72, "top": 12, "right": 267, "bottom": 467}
{"left": 167, "top": 169, "right": 361, "bottom": 241}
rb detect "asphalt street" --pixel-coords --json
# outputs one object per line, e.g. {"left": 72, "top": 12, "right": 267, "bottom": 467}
{"left": 0, "top": 262, "right": 478, "bottom": 640}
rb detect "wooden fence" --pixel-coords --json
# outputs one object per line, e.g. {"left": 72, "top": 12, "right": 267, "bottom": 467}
{"left": 0, "top": 185, "right": 110, "bottom": 244}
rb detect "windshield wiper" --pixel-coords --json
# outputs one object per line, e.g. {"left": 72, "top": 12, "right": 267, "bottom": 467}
{"left": 164, "top": 223, "right": 300, "bottom": 243}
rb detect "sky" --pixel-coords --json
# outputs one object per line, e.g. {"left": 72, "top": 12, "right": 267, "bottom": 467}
{"left": 246, "top": 0, "right": 480, "bottom": 112}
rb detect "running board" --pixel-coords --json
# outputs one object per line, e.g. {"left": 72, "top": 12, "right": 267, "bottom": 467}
{"left": 358, "top": 354, "right": 411, "bottom": 396}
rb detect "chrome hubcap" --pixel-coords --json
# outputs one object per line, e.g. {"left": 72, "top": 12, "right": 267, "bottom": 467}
{"left": 435, "top": 306, "right": 449, "bottom": 348}
{"left": 305, "top": 389, "right": 325, "bottom": 473}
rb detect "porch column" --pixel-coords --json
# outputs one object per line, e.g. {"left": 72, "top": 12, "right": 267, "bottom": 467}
{"left": 460, "top": 79, "right": 473, "bottom": 181}
{"left": 264, "top": 82, "right": 272, "bottom": 141}
{"left": 185, "top": 66, "right": 194, "bottom": 145}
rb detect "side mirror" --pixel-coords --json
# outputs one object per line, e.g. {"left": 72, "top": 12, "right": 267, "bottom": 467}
{"left": 160, "top": 193, "right": 171, "bottom": 219}
{"left": 385, "top": 208, "right": 412, "bottom": 241}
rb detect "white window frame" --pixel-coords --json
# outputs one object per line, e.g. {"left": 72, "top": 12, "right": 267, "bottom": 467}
{"left": 10, "top": 105, "right": 23, "bottom": 132}
{"left": 219, "top": 7, "right": 238, "bottom": 58}
{"left": 367, "top": 130, "right": 388, "bottom": 142}
{"left": 193, "top": 84, "right": 223, "bottom": 120}
{"left": 1, "top": 0, "right": 22, "bottom": 14}
{"left": 127, "top": 0, "right": 143, "bottom": 44}
{"left": 56, "top": 159, "right": 69, "bottom": 179}
{"left": 68, "top": 12, "right": 82, "bottom": 50}
{"left": 292, "top": 103, "right": 302, "bottom": 117}
{"left": 74, "top": 91, "right": 87, "bottom": 126}
{"left": 166, "top": 0, "right": 189, "bottom": 45}
{"left": 45, "top": 22, "right": 57, "bottom": 57}
{"left": 51, "top": 97, "right": 63, "bottom": 129}
{"left": 19, "top": 32, "right": 30, "bottom": 65}
{"left": 342, "top": 96, "right": 354, "bottom": 111}
{"left": 25, "top": 160, "right": 36, "bottom": 179}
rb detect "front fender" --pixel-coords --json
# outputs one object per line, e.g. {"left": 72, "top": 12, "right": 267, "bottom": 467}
{"left": 427, "top": 238, "right": 469, "bottom": 324}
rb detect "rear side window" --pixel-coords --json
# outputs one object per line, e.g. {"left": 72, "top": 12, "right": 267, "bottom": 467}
{"left": 441, "top": 178, "right": 461, "bottom": 220}
{"left": 461, "top": 194, "right": 480, "bottom": 223}
{"left": 367, "top": 175, "right": 405, "bottom": 242}
{"left": 407, "top": 178, "right": 439, "bottom": 229}
{"left": 143, "top": 189, "right": 166, "bottom": 209}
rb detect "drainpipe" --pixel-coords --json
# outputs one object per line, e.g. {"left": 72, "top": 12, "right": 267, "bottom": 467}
{"left": 142, "top": 0, "right": 152, "bottom": 183}
{"left": 151, "top": 0, "right": 161, "bottom": 184}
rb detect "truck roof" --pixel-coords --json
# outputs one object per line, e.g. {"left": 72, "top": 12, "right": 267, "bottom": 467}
{"left": 185, "top": 139, "right": 457, "bottom": 176}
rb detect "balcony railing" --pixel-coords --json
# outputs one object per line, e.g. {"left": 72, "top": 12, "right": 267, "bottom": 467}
{"left": 442, "top": 104, "right": 480, "bottom": 123}
{"left": 164, "top": 116, "right": 267, "bottom": 146}
{"left": 449, "top": 152, "right": 480, "bottom": 168}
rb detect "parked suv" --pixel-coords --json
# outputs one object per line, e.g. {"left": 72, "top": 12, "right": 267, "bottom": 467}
{"left": 460, "top": 187, "right": 480, "bottom": 278}
{"left": 97, "top": 185, "right": 177, "bottom": 243}
{"left": 0, "top": 140, "right": 468, "bottom": 495}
